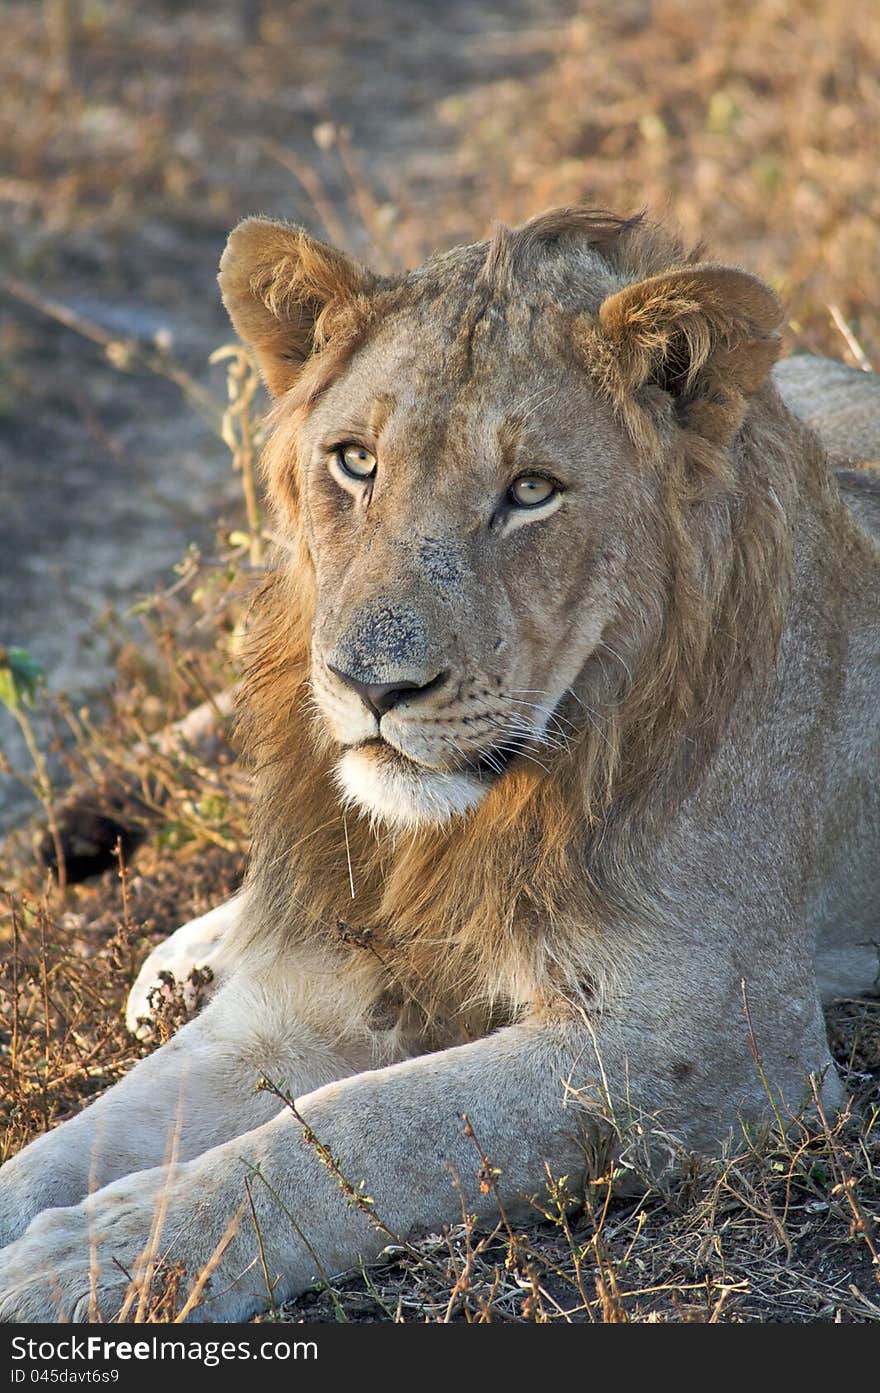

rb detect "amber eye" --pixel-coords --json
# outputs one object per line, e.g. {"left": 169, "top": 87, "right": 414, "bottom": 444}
{"left": 508, "top": 475, "right": 556, "bottom": 508}
{"left": 338, "top": 444, "right": 377, "bottom": 480}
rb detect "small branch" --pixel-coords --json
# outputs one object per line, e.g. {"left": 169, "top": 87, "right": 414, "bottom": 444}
{"left": 828, "top": 304, "right": 874, "bottom": 373}
{"left": 244, "top": 1175, "right": 279, "bottom": 1317}
{"left": 257, "top": 1075, "right": 447, "bottom": 1281}
{"left": 209, "top": 345, "right": 264, "bottom": 566}
{"left": 741, "top": 978, "right": 788, "bottom": 1138}
{"left": 258, "top": 138, "right": 352, "bottom": 251}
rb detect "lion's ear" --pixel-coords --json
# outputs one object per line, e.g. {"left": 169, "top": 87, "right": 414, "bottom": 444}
{"left": 218, "top": 218, "right": 374, "bottom": 396}
{"left": 598, "top": 264, "right": 783, "bottom": 441}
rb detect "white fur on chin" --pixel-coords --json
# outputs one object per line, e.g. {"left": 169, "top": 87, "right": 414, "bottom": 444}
{"left": 334, "top": 747, "right": 487, "bottom": 831}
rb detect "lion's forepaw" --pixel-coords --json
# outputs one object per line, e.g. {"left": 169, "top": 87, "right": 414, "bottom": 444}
{"left": 0, "top": 1164, "right": 277, "bottom": 1323}
{"left": 0, "top": 1184, "right": 161, "bottom": 1322}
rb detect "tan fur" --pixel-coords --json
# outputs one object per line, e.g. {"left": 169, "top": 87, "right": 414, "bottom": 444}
{"left": 1, "top": 209, "right": 877, "bottom": 1323}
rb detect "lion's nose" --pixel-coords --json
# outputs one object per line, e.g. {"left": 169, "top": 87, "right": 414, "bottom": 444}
{"left": 329, "top": 666, "right": 447, "bottom": 720}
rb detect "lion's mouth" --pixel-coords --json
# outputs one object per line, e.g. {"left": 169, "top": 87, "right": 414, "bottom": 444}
{"left": 354, "top": 735, "right": 526, "bottom": 782}
{"left": 336, "top": 727, "right": 539, "bottom": 831}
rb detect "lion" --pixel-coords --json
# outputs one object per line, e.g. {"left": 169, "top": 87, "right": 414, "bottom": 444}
{"left": 0, "top": 208, "right": 878, "bottom": 1323}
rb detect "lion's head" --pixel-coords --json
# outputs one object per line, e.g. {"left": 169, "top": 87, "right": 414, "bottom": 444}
{"left": 219, "top": 208, "right": 790, "bottom": 841}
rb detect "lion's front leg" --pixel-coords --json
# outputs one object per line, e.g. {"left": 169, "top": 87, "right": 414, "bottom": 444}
{"left": 0, "top": 962, "right": 841, "bottom": 1323}
{"left": 0, "top": 965, "right": 374, "bottom": 1250}
{"left": 0, "top": 1019, "right": 592, "bottom": 1322}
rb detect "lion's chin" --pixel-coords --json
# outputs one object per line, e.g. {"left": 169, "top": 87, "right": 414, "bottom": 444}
{"left": 334, "top": 746, "right": 488, "bottom": 832}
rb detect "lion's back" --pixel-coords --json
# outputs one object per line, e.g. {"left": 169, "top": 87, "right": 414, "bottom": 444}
{"left": 774, "top": 354, "right": 880, "bottom": 537}
{"left": 774, "top": 354, "right": 880, "bottom": 466}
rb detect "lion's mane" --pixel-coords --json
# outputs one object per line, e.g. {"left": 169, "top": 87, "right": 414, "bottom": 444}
{"left": 231, "top": 211, "right": 840, "bottom": 1030}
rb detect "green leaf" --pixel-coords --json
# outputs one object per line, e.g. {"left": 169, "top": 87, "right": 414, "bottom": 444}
{"left": 124, "top": 599, "right": 154, "bottom": 618}
{"left": 0, "top": 647, "right": 45, "bottom": 711}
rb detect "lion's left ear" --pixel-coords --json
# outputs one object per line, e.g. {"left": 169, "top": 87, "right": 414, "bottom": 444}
{"left": 598, "top": 264, "right": 783, "bottom": 442}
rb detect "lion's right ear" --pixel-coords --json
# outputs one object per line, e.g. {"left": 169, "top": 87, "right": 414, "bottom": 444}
{"left": 218, "top": 218, "right": 374, "bottom": 396}
{"left": 597, "top": 264, "right": 784, "bottom": 443}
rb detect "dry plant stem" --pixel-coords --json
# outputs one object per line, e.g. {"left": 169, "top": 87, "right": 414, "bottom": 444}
{"left": 334, "top": 128, "right": 395, "bottom": 273}
{"left": 245, "top": 1164, "right": 348, "bottom": 1322}
{"left": 55, "top": 695, "right": 103, "bottom": 785}
{"left": 333, "top": 919, "right": 445, "bottom": 1035}
{"left": 542, "top": 1164, "right": 594, "bottom": 1319}
{"left": 256, "top": 1076, "right": 448, "bottom": 1283}
{"left": 116, "top": 839, "right": 130, "bottom": 932}
{"left": 532, "top": 1169, "right": 654, "bottom": 1322}
{"left": 442, "top": 1177, "right": 499, "bottom": 1322}
{"left": 209, "top": 345, "right": 263, "bottom": 565}
{"left": 257, "top": 138, "right": 352, "bottom": 251}
{"left": 461, "top": 1114, "right": 517, "bottom": 1247}
{"left": 586, "top": 1184, "right": 628, "bottom": 1323}
{"left": 173, "top": 1209, "right": 244, "bottom": 1323}
{"left": 38, "top": 906, "right": 52, "bottom": 1134}
{"left": 87, "top": 1130, "right": 105, "bottom": 1324}
{"left": 780, "top": 1133, "right": 813, "bottom": 1226}
{"left": 70, "top": 704, "right": 243, "bottom": 850}
{"left": 829, "top": 304, "right": 874, "bottom": 372}
{"left": 810, "top": 1077, "right": 880, "bottom": 1278}
{"left": 44, "top": 0, "right": 74, "bottom": 88}
{"left": 356, "top": 1263, "right": 396, "bottom": 1320}
{"left": 9, "top": 897, "right": 21, "bottom": 1082}
{"left": 243, "top": 1174, "right": 278, "bottom": 1317}
{"left": 120, "top": 1106, "right": 184, "bottom": 1323}
{"left": 721, "top": 1165, "right": 792, "bottom": 1258}
{"left": 441, "top": 1236, "right": 477, "bottom": 1322}
{"left": 515, "top": 1234, "right": 584, "bottom": 1320}
{"left": 461, "top": 1115, "right": 559, "bottom": 1322}
{"left": 11, "top": 704, "right": 66, "bottom": 892}
{"left": 740, "top": 978, "right": 788, "bottom": 1137}
{"left": 111, "top": 840, "right": 140, "bottom": 987}
{"left": 46, "top": 1272, "right": 68, "bottom": 1324}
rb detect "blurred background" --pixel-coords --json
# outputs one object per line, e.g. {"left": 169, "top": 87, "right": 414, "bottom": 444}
{"left": 1, "top": 0, "right": 878, "bottom": 827}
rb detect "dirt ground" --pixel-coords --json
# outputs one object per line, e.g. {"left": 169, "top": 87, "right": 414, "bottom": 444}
{"left": 1, "top": 0, "right": 878, "bottom": 1324}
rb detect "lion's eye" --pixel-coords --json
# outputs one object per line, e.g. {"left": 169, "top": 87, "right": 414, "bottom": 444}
{"left": 338, "top": 444, "right": 377, "bottom": 480}
{"left": 508, "top": 475, "right": 556, "bottom": 508}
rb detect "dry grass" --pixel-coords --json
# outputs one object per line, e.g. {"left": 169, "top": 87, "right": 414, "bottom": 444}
{"left": 1, "top": 0, "right": 879, "bottom": 1324}
{"left": 444, "top": 0, "right": 880, "bottom": 369}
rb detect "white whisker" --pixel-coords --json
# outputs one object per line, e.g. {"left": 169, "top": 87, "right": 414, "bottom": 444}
{"left": 492, "top": 742, "right": 551, "bottom": 776}
{"left": 342, "top": 813, "right": 356, "bottom": 899}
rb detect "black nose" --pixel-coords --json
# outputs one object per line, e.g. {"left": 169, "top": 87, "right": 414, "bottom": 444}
{"left": 329, "top": 666, "right": 446, "bottom": 719}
